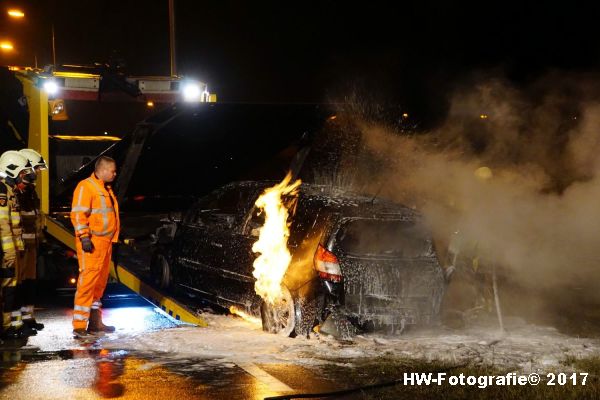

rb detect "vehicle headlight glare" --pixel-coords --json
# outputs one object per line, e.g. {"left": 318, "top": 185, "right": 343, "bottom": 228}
{"left": 182, "top": 83, "right": 201, "bottom": 102}
{"left": 43, "top": 80, "right": 59, "bottom": 95}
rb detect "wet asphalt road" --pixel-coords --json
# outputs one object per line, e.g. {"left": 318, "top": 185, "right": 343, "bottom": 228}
{"left": 0, "top": 284, "right": 351, "bottom": 400}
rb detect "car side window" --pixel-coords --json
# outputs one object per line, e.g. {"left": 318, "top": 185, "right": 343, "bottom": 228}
{"left": 183, "top": 191, "right": 220, "bottom": 226}
{"left": 245, "top": 205, "right": 265, "bottom": 236}
{"left": 215, "top": 188, "right": 242, "bottom": 215}
{"left": 190, "top": 186, "right": 255, "bottom": 229}
{"left": 243, "top": 192, "right": 300, "bottom": 237}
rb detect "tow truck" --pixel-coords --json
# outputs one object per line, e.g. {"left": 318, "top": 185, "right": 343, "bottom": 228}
{"left": 2, "top": 63, "right": 325, "bottom": 327}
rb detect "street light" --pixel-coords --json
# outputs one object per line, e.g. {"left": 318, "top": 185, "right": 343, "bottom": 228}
{"left": 0, "top": 41, "right": 14, "bottom": 51}
{"left": 6, "top": 7, "right": 56, "bottom": 66}
{"left": 7, "top": 9, "right": 25, "bottom": 18}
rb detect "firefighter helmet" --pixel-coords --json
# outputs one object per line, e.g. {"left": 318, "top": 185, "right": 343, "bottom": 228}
{"left": 19, "top": 148, "right": 48, "bottom": 170}
{"left": 0, "top": 151, "right": 34, "bottom": 179}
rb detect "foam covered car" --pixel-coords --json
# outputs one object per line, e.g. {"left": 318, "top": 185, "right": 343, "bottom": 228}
{"left": 151, "top": 181, "right": 446, "bottom": 336}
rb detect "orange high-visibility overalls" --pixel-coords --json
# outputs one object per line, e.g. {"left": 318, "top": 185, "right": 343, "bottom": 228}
{"left": 70, "top": 173, "right": 120, "bottom": 330}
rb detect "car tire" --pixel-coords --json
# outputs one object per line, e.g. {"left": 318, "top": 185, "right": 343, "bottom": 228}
{"left": 150, "top": 251, "right": 172, "bottom": 290}
{"left": 260, "top": 285, "right": 296, "bottom": 337}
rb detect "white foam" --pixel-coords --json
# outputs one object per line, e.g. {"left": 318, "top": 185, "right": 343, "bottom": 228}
{"left": 102, "top": 313, "right": 600, "bottom": 371}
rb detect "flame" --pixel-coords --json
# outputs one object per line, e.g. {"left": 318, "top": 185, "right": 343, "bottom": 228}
{"left": 252, "top": 172, "right": 301, "bottom": 304}
{"left": 229, "top": 306, "right": 261, "bottom": 326}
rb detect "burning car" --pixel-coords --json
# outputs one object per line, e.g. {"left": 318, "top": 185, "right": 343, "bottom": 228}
{"left": 150, "top": 180, "right": 446, "bottom": 337}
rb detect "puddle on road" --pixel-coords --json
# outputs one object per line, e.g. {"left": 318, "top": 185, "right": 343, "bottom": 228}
{"left": 0, "top": 347, "right": 284, "bottom": 400}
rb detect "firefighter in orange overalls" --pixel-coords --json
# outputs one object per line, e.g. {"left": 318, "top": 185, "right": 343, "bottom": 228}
{"left": 70, "top": 156, "right": 120, "bottom": 338}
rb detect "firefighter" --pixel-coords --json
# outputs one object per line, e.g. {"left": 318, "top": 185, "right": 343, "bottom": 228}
{"left": 0, "top": 151, "right": 37, "bottom": 339}
{"left": 469, "top": 167, "right": 495, "bottom": 314}
{"left": 70, "top": 156, "right": 120, "bottom": 338}
{"left": 444, "top": 166, "right": 502, "bottom": 327}
{"left": 15, "top": 149, "right": 48, "bottom": 332}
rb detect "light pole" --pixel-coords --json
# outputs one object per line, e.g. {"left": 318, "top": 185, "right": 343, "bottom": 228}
{"left": 168, "top": 0, "right": 176, "bottom": 77}
{"left": 51, "top": 24, "right": 56, "bottom": 65}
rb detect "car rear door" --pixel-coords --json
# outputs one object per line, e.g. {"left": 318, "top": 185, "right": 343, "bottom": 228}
{"left": 209, "top": 185, "right": 266, "bottom": 308}
{"left": 172, "top": 189, "right": 223, "bottom": 299}
{"left": 187, "top": 184, "right": 258, "bottom": 307}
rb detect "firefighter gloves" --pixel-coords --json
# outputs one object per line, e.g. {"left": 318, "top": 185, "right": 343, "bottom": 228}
{"left": 81, "top": 236, "right": 94, "bottom": 253}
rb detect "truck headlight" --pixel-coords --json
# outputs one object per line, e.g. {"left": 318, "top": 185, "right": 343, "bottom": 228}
{"left": 182, "top": 82, "right": 201, "bottom": 102}
{"left": 43, "top": 80, "right": 59, "bottom": 95}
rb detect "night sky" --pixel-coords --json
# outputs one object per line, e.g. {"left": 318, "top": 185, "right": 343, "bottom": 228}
{"left": 2, "top": 1, "right": 600, "bottom": 113}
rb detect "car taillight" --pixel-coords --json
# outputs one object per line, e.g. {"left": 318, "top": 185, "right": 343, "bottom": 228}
{"left": 314, "top": 244, "right": 342, "bottom": 282}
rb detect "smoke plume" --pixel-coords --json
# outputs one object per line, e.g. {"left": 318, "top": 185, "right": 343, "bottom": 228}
{"left": 315, "top": 73, "right": 600, "bottom": 330}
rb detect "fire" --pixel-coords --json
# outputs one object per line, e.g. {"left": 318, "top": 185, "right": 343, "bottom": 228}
{"left": 229, "top": 306, "right": 262, "bottom": 326}
{"left": 252, "top": 172, "right": 301, "bottom": 304}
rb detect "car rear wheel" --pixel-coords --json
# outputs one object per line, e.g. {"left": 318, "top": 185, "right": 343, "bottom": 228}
{"left": 150, "top": 252, "right": 172, "bottom": 290}
{"left": 260, "top": 285, "right": 296, "bottom": 337}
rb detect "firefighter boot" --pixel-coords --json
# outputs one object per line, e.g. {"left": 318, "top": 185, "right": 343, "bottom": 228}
{"left": 73, "top": 328, "right": 98, "bottom": 340}
{"left": 1, "top": 327, "right": 23, "bottom": 340}
{"left": 22, "top": 302, "right": 45, "bottom": 331}
{"left": 87, "top": 309, "right": 115, "bottom": 333}
{"left": 20, "top": 323, "right": 37, "bottom": 337}
{"left": 1, "top": 325, "right": 32, "bottom": 340}
{"left": 23, "top": 318, "right": 45, "bottom": 331}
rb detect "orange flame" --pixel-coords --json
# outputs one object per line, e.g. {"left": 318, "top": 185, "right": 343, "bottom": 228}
{"left": 252, "top": 172, "right": 301, "bottom": 304}
{"left": 229, "top": 306, "right": 261, "bottom": 326}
